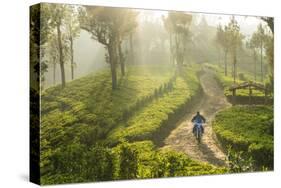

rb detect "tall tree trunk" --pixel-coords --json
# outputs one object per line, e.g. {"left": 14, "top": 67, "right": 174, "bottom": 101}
{"left": 231, "top": 64, "right": 234, "bottom": 78}
{"left": 53, "top": 62, "right": 56, "bottom": 85}
{"left": 233, "top": 50, "right": 237, "bottom": 83}
{"left": 56, "top": 23, "right": 66, "bottom": 88}
{"left": 108, "top": 44, "right": 117, "bottom": 90}
{"left": 224, "top": 50, "right": 228, "bottom": 76}
{"left": 118, "top": 41, "right": 125, "bottom": 76}
{"left": 175, "top": 33, "right": 183, "bottom": 67}
{"left": 218, "top": 48, "right": 221, "bottom": 67}
{"left": 169, "top": 32, "right": 174, "bottom": 65}
{"left": 254, "top": 50, "right": 257, "bottom": 82}
{"left": 70, "top": 35, "right": 74, "bottom": 80}
{"left": 260, "top": 42, "right": 263, "bottom": 82}
{"left": 129, "top": 33, "right": 134, "bottom": 64}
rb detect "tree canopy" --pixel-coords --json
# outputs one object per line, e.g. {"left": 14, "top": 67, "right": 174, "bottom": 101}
{"left": 79, "top": 6, "right": 138, "bottom": 89}
{"left": 163, "top": 12, "right": 192, "bottom": 67}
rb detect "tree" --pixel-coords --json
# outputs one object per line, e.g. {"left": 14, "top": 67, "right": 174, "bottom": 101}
{"left": 49, "top": 4, "right": 69, "bottom": 88}
{"left": 115, "top": 10, "right": 138, "bottom": 76}
{"left": 47, "top": 35, "right": 59, "bottom": 85}
{"left": 163, "top": 14, "right": 175, "bottom": 65}
{"left": 251, "top": 24, "right": 267, "bottom": 82}
{"left": 227, "top": 16, "right": 244, "bottom": 83}
{"left": 264, "top": 34, "right": 273, "bottom": 75}
{"left": 79, "top": 7, "right": 137, "bottom": 89}
{"left": 125, "top": 12, "right": 138, "bottom": 66}
{"left": 30, "top": 4, "right": 52, "bottom": 90}
{"left": 264, "top": 34, "right": 274, "bottom": 94}
{"left": 164, "top": 12, "right": 192, "bottom": 68}
{"left": 261, "top": 17, "right": 274, "bottom": 93}
{"left": 260, "top": 17, "right": 274, "bottom": 72}
{"left": 216, "top": 24, "right": 231, "bottom": 76}
{"left": 246, "top": 38, "right": 258, "bottom": 81}
{"left": 261, "top": 17, "right": 274, "bottom": 34}
{"left": 46, "top": 31, "right": 70, "bottom": 86}
{"left": 65, "top": 6, "right": 81, "bottom": 80}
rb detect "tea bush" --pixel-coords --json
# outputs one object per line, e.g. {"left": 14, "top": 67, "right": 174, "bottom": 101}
{"left": 108, "top": 72, "right": 200, "bottom": 144}
{"left": 41, "top": 141, "right": 227, "bottom": 185}
{"left": 40, "top": 65, "right": 176, "bottom": 174}
{"left": 213, "top": 105, "right": 273, "bottom": 169}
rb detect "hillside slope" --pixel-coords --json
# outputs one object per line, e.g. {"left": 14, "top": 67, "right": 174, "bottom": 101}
{"left": 40, "top": 64, "right": 227, "bottom": 184}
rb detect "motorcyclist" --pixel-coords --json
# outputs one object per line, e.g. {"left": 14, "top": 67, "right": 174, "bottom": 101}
{"left": 191, "top": 111, "right": 206, "bottom": 134}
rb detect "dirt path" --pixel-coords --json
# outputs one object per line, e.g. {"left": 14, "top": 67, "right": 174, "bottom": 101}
{"left": 162, "top": 68, "right": 231, "bottom": 167}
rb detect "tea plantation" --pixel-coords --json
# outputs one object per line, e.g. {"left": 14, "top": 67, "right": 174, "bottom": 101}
{"left": 40, "top": 64, "right": 226, "bottom": 184}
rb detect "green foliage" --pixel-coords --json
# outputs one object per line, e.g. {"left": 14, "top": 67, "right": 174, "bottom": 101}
{"left": 226, "top": 146, "right": 254, "bottom": 173}
{"left": 115, "top": 142, "right": 227, "bottom": 179}
{"left": 40, "top": 65, "right": 175, "bottom": 179}
{"left": 108, "top": 66, "right": 200, "bottom": 144}
{"left": 30, "top": 4, "right": 53, "bottom": 90}
{"left": 118, "top": 142, "right": 139, "bottom": 179}
{"left": 46, "top": 3, "right": 75, "bottom": 87}
{"left": 85, "top": 146, "right": 115, "bottom": 181}
{"left": 213, "top": 105, "right": 273, "bottom": 170}
{"left": 40, "top": 64, "right": 229, "bottom": 185}
{"left": 149, "top": 148, "right": 227, "bottom": 177}
{"left": 41, "top": 144, "right": 115, "bottom": 184}
{"left": 41, "top": 140, "right": 226, "bottom": 185}
{"left": 51, "top": 143, "right": 86, "bottom": 174}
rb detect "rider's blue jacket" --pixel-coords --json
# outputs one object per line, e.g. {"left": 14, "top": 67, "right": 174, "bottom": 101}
{"left": 191, "top": 114, "right": 206, "bottom": 124}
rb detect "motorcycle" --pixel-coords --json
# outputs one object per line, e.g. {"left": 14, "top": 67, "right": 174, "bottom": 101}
{"left": 192, "top": 121, "right": 204, "bottom": 144}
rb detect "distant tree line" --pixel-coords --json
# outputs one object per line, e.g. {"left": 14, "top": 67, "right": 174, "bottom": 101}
{"left": 35, "top": 4, "right": 274, "bottom": 92}
{"left": 215, "top": 16, "right": 273, "bottom": 87}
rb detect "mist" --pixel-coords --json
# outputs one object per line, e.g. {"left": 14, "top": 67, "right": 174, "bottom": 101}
{"left": 41, "top": 6, "right": 272, "bottom": 89}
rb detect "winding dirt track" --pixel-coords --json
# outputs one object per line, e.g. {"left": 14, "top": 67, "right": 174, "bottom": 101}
{"left": 162, "top": 68, "right": 231, "bottom": 167}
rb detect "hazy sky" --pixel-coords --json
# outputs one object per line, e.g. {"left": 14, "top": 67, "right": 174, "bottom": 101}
{"left": 137, "top": 9, "right": 265, "bottom": 37}
{"left": 198, "top": 13, "right": 263, "bottom": 36}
